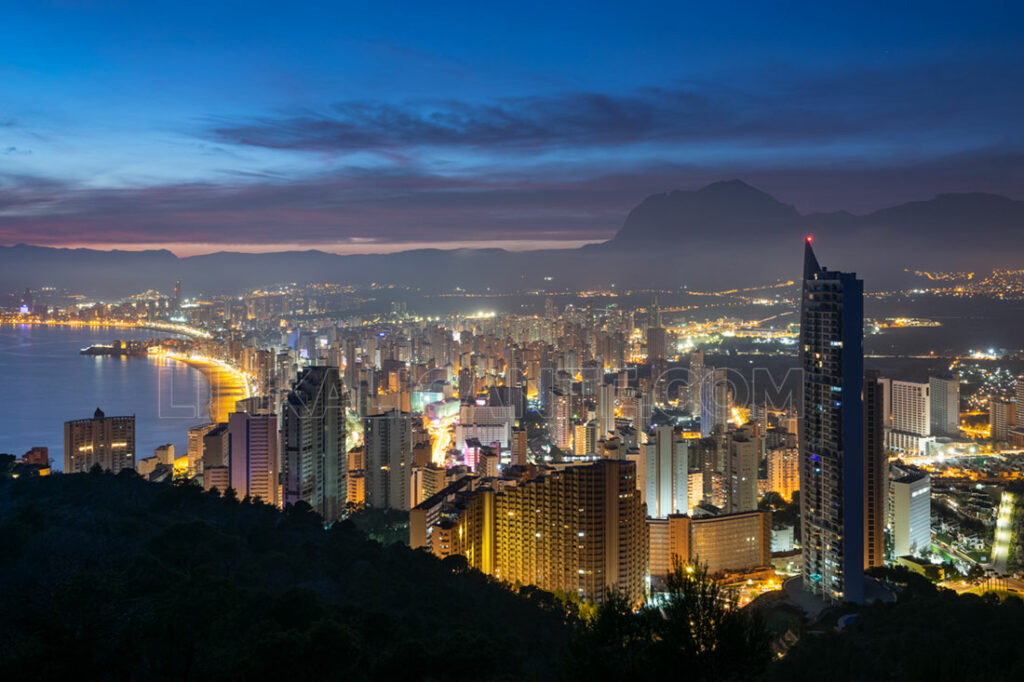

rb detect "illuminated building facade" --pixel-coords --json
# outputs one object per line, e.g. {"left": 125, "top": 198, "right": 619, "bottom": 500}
{"left": 494, "top": 459, "right": 647, "bottom": 605}
{"left": 652, "top": 510, "right": 772, "bottom": 578}
{"left": 799, "top": 239, "right": 865, "bottom": 603}
{"left": 726, "top": 426, "right": 758, "bottom": 513}
{"left": 891, "top": 468, "right": 931, "bottom": 557}
{"left": 766, "top": 446, "right": 799, "bottom": 502}
{"left": 227, "top": 410, "right": 279, "bottom": 506}
{"left": 63, "top": 407, "right": 136, "bottom": 473}
{"left": 644, "top": 425, "right": 688, "bottom": 518}
{"left": 990, "top": 399, "right": 1016, "bottom": 442}
{"left": 887, "top": 380, "right": 934, "bottom": 455}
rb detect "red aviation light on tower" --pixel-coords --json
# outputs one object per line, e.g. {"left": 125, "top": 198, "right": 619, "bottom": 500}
{"left": 806, "top": 235, "right": 814, "bottom": 244}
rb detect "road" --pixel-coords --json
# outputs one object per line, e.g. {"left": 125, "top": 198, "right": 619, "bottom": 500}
{"left": 990, "top": 491, "right": 1015, "bottom": 574}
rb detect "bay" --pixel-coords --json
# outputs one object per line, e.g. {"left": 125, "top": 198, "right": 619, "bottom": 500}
{"left": 0, "top": 324, "right": 212, "bottom": 470}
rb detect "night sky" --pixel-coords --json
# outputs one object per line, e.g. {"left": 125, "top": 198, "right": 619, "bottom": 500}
{"left": 1, "top": 1, "right": 1022, "bottom": 255}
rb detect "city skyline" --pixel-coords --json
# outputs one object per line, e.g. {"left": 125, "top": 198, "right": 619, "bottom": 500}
{"left": 2, "top": 5, "right": 1024, "bottom": 679}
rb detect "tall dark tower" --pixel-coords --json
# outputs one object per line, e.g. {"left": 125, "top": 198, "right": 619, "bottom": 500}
{"left": 281, "top": 366, "right": 347, "bottom": 522}
{"left": 799, "top": 237, "right": 865, "bottom": 603}
{"left": 173, "top": 280, "right": 181, "bottom": 308}
{"left": 863, "top": 370, "right": 888, "bottom": 569}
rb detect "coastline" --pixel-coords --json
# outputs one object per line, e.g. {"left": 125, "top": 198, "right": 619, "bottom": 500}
{"left": 0, "top": 318, "right": 211, "bottom": 340}
{"left": 155, "top": 351, "right": 251, "bottom": 423}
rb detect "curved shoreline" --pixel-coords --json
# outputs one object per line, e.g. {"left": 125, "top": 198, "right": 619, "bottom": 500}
{"left": 0, "top": 318, "right": 211, "bottom": 340}
{"left": 156, "top": 352, "right": 251, "bottom": 423}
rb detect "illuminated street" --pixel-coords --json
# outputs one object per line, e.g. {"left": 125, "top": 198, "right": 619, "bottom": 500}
{"left": 425, "top": 414, "right": 457, "bottom": 465}
{"left": 990, "top": 491, "right": 1015, "bottom": 573}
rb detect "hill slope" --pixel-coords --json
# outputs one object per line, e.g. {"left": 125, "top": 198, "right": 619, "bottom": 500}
{"left": 0, "top": 472, "right": 569, "bottom": 681}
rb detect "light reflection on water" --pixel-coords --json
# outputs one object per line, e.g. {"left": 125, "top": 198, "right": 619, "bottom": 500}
{"left": 0, "top": 324, "right": 212, "bottom": 470}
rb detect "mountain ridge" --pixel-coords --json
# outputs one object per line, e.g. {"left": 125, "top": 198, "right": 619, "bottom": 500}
{"left": 2, "top": 181, "right": 1022, "bottom": 295}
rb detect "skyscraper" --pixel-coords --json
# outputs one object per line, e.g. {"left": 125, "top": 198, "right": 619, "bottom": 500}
{"left": 63, "top": 408, "right": 136, "bottom": 473}
{"left": 891, "top": 381, "right": 930, "bottom": 435}
{"left": 644, "top": 425, "right": 688, "bottom": 518}
{"left": 766, "top": 446, "right": 799, "bottom": 502}
{"left": 281, "top": 366, "right": 347, "bottom": 521}
{"left": 687, "top": 350, "right": 704, "bottom": 415}
{"left": 494, "top": 459, "right": 648, "bottom": 605}
{"left": 646, "top": 326, "right": 667, "bottom": 362}
{"left": 227, "top": 410, "right": 280, "bottom": 506}
{"left": 549, "top": 388, "right": 572, "bottom": 451}
{"left": 863, "top": 371, "right": 888, "bottom": 569}
{"left": 929, "top": 374, "right": 960, "bottom": 437}
{"left": 1015, "top": 374, "right": 1024, "bottom": 428}
{"left": 887, "top": 380, "right": 934, "bottom": 455}
{"left": 187, "top": 422, "right": 216, "bottom": 477}
{"left": 989, "top": 400, "right": 1016, "bottom": 441}
{"left": 699, "top": 366, "right": 728, "bottom": 437}
{"left": 890, "top": 466, "right": 931, "bottom": 558}
{"left": 799, "top": 238, "right": 865, "bottom": 604}
{"left": 364, "top": 408, "right": 413, "bottom": 510}
{"left": 726, "top": 426, "right": 759, "bottom": 513}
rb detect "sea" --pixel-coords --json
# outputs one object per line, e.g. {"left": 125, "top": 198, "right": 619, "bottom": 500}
{"left": 0, "top": 324, "right": 212, "bottom": 470}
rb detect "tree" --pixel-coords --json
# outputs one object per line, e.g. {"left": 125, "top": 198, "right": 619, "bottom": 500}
{"left": 566, "top": 560, "right": 771, "bottom": 682}
{"left": 658, "top": 559, "right": 772, "bottom": 680}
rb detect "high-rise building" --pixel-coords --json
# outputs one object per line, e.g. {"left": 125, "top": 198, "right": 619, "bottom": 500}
{"left": 766, "top": 446, "right": 799, "bottom": 502}
{"left": 550, "top": 388, "right": 572, "bottom": 451}
{"left": 511, "top": 426, "right": 528, "bottom": 467}
{"left": 647, "top": 326, "right": 667, "bottom": 362}
{"left": 574, "top": 420, "right": 598, "bottom": 457}
{"left": 989, "top": 400, "right": 1016, "bottom": 442}
{"left": 63, "top": 408, "right": 136, "bottom": 473}
{"left": 929, "top": 374, "right": 960, "bottom": 437}
{"left": 886, "top": 380, "right": 934, "bottom": 455}
{"left": 799, "top": 238, "right": 865, "bottom": 604}
{"left": 455, "top": 402, "right": 514, "bottom": 451}
{"left": 726, "top": 426, "right": 758, "bottom": 513}
{"left": 493, "top": 459, "right": 648, "bottom": 605}
{"left": 1016, "top": 375, "right": 1024, "bottom": 426}
{"left": 700, "top": 367, "right": 728, "bottom": 437}
{"left": 364, "top": 408, "right": 413, "bottom": 510}
{"left": 890, "top": 468, "right": 931, "bottom": 557}
{"left": 597, "top": 383, "right": 616, "bottom": 437}
{"left": 187, "top": 423, "right": 216, "bottom": 476}
{"left": 644, "top": 425, "right": 688, "bottom": 518}
{"left": 202, "top": 423, "right": 229, "bottom": 469}
{"left": 227, "top": 411, "right": 280, "bottom": 506}
{"left": 889, "top": 379, "right": 930, "bottom": 436}
{"left": 863, "top": 371, "right": 888, "bottom": 569}
{"left": 281, "top": 366, "right": 347, "bottom": 521}
{"left": 659, "top": 510, "right": 772, "bottom": 577}
{"left": 688, "top": 350, "right": 704, "bottom": 415}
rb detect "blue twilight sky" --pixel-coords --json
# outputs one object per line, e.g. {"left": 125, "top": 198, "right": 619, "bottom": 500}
{"left": 1, "top": 0, "right": 1022, "bottom": 254}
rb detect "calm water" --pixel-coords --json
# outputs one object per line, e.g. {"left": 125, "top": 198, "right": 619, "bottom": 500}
{"left": 0, "top": 325, "right": 212, "bottom": 470}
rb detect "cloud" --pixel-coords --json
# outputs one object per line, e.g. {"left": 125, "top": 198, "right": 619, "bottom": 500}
{"left": 205, "top": 60, "right": 1024, "bottom": 156}
{"left": 1, "top": 146, "right": 1022, "bottom": 252}
{"left": 2, "top": 56, "right": 1022, "bottom": 251}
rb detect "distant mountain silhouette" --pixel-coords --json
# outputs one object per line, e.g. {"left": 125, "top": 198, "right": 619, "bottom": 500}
{"left": 605, "top": 180, "right": 801, "bottom": 247}
{"left": 2, "top": 181, "right": 1021, "bottom": 296}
